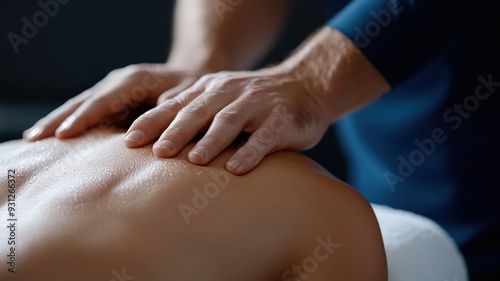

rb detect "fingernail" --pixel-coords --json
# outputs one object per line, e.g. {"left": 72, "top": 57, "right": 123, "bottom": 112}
{"left": 25, "top": 127, "right": 42, "bottom": 140}
{"left": 189, "top": 147, "right": 207, "bottom": 161}
{"left": 154, "top": 140, "right": 174, "bottom": 156}
{"left": 56, "top": 118, "right": 73, "bottom": 133}
{"left": 125, "top": 130, "right": 144, "bottom": 143}
{"left": 227, "top": 158, "right": 241, "bottom": 169}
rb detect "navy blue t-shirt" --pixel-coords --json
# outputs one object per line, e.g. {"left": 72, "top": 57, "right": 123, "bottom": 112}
{"left": 324, "top": 0, "right": 500, "bottom": 275}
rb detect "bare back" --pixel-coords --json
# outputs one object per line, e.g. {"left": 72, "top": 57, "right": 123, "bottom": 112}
{"left": 0, "top": 128, "right": 386, "bottom": 281}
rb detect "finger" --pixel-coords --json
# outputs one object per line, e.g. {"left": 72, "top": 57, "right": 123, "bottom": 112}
{"left": 125, "top": 85, "right": 205, "bottom": 148}
{"left": 225, "top": 105, "right": 292, "bottom": 174}
{"left": 54, "top": 92, "right": 118, "bottom": 138}
{"left": 124, "top": 97, "right": 187, "bottom": 148}
{"left": 188, "top": 101, "right": 249, "bottom": 165}
{"left": 23, "top": 91, "right": 91, "bottom": 141}
{"left": 157, "top": 77, "right": 198, "bottom": 105}
{"left": 152, "top": 89, "right": 235, "bottom": 158}
{"left": 225, "top": 129, "right": 278, "bottom": 175}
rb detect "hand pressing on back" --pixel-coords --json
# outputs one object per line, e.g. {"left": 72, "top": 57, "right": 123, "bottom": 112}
{"left": 124, "top": 28, "right": 389, "bottom": 175}
{"left": 23, "top": 63, "right": 203, "bottom": 141}
{"left": 124, "top": 65, "right": 330, "bottom": 175}
{"left": 25, "top": 28, "right": 389, "bottom": 176}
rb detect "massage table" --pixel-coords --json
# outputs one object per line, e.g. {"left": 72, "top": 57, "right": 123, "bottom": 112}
{"left": 373, "top": 204, "right": 468, "bottom": 281}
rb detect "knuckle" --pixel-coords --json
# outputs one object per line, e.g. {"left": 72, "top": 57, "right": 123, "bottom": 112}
{"left": 208, "top": 72, "right": 237, "bottom": 87}
{"left": 197, "top": 73, "right": 216, "bottom": 85}
{"left": 238, "top": 146, "right": 258, "bottom": 164}
{"left": 161, "top": 99, "right": 184, "bottom": 113}
{"left": 179, "top": 106, "right": 208, "bottom": 119}
{"left": 179, "top": 103, "right": 209, "bottom": 119}
{"left": 270, "top": 103, "right": 294, "bottom": 124}
{"left": 215, "top": 110, "right": 241, "bottom": 126}
{"left": 200, "top": 134, "right": 219, "bottom": 147}
{"left": 215, "top": 78, "right": 233, "bottom": 89}
{"left": 253, "top": 128, "right": 275, "bottom": 146}
{"left": 134, "top": 113, "right": 156, "bottom": 128}
{"left": 211, "top": 76, "right": 238, "bottom": 90}
{"left": 244, "top": 87, "right": 266, "bottom": 99}
{"left": 215, "top": 70, "right": 231, "bottom": 75}
{"left": 158, "top": 90, "right": 180, "bottom": 106}
{"left": 122, "top": 64, "right": 148, "bottom": 79}
{"left": 253, "top": 134, "right": 269, "bottom": 146}
{"left": 167, "top": 126, "right": 185, "bottom": 139}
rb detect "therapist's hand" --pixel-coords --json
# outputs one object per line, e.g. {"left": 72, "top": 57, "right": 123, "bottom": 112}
{"left": 126, "top": 27, "right": 390, "bottom": 175}
{"left": 23, "top": 64, "right": 203, "bottom": 141}
{"left": 125, "top": 65, "right": 330, "bottom": 175}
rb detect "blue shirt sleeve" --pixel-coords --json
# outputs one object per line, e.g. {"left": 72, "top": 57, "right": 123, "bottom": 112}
{"left": 327, "top": 0, "right": 497, "bottom": 87}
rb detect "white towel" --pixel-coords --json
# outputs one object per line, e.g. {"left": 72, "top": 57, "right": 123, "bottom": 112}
{"left": 372, "top": 204, "right": 468, "bottom": 281}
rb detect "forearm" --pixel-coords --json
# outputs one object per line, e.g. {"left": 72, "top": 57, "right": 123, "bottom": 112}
{"left": 167, "top": 0, "right": 291, "bottom": 72}
{"left": 281, "top": 27, "right": 390, "bottom": 124}
{"left": 279, "top": 0, "right": 496, "bottom": 124}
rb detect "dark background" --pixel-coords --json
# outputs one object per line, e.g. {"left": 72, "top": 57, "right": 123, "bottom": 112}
{"left": 0, "top": 0, "right": 347, "bottom": 180}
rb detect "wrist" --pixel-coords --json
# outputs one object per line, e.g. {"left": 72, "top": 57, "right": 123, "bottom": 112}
{"left": 167, "top": 48, "right": 233, "bottom": 74}
{"left": 280, "top": 27, "right": 390, "bottom": 123}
